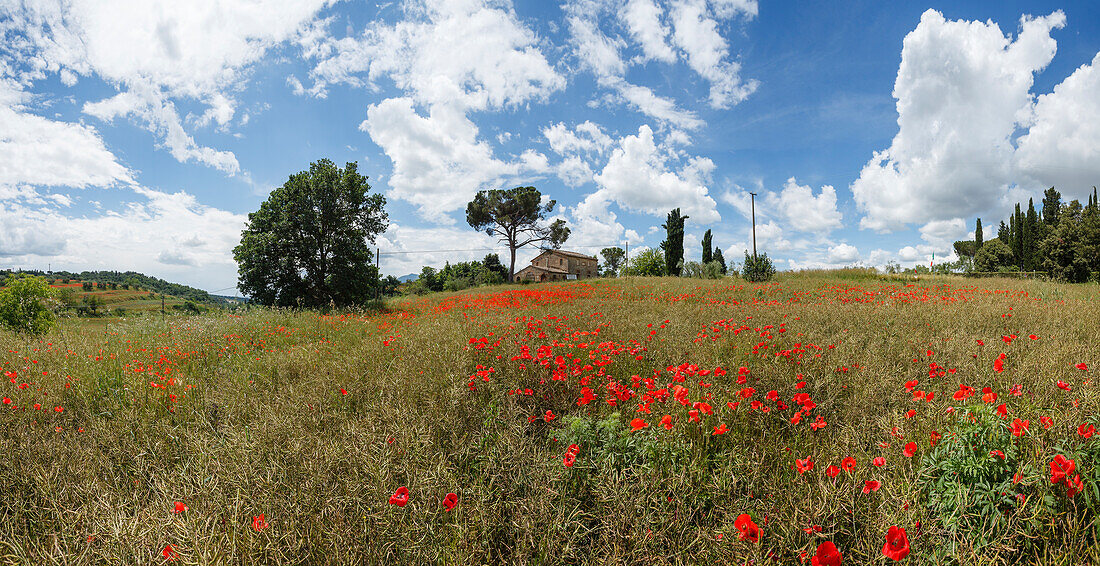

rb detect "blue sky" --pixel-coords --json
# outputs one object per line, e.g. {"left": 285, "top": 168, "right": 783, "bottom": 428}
{"left": 1, "top": 0, "right": 1098, "bottom": 292}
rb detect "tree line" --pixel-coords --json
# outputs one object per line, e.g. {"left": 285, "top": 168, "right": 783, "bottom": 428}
{"left": 954, "top": 187, "right": 1100, "bottom": 282}
{"left": 233, "top": 159, "right": 776, "bottom": 309}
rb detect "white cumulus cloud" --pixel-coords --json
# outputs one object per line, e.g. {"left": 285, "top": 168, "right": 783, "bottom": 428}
{"left": 1015, "top": 51, "right": 1100, "bottom": 198}
{"left": 592, "top": 124, "right": 720, "bottom": 223}
{"left": 851, "top": 9, "right": 1065, "bottom": 232}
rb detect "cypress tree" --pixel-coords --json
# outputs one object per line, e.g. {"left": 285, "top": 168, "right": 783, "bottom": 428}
{"left": 660, "top": 208, "right": 689, "bottom": 276}
{"left": 975, "top": 218, "right": 983, "bottom": 248}
{"left": 1012, "top": 203, "right": 1024, "bottom": 265}
{"left": 1025, "top": 199, "right": 1040, "bottom": 270}
{"left": 1042, "top": 187, "right": 1062, "bottom": 227}
{"left": 701, "top": 229, "right": 713, "bottom": 264}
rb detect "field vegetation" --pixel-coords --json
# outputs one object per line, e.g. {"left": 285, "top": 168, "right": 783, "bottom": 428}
{"left": 0, "top": 273, "right": 1097, "bottom": 564}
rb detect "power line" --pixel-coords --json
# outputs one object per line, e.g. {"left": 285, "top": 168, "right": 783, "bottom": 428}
{"left": 378, "top": 244, "right": 623, "bottom": 256}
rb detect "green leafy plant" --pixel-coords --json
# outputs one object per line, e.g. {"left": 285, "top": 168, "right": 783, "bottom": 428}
{"left": 918, "top": 405, "right": 1030, "bottom": 552}
{"left": 741, "top": 252, "right": 776, "bottom": 282}
{"left": 0, "top": 274, "right": 56, "bottom": 334}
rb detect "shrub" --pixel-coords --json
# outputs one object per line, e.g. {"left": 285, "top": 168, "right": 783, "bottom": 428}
{"left": 680, "top": 261, "right": 724, "bottom": 279}
{"left": 741, "top": 252, "right": 776, "bottom": 282}
{"left": 919, "top": 404, "right": 1022, "bottom": 549}
{"left": 627, "top": 248, "right": 665, "bottom": 277}
{"left": 0, "top": 274, "right": 56, "bottom": 334}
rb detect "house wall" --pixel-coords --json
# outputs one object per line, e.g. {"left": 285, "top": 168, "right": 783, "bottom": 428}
{"left": 521, "top": 251, "right": 599, "bottom": 281}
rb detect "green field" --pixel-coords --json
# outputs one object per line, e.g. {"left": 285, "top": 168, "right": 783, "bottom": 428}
{"left": 1, "top": 273, "right": 1098, "bottom": 564}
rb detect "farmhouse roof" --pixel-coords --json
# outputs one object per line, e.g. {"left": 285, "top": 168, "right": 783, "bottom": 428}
{"left": 533, "top": 249, "right": 597, "bottom": 260}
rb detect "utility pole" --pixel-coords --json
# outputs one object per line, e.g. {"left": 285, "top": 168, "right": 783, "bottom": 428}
{"left": 749, "top": 192, "right": 758, "bottom": 260}
{"left": 624, "top": 241, "right": 628, "bottom": 277}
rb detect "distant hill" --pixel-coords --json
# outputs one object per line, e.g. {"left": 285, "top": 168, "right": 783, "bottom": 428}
{"left": 2, "top": 269, "right": 227, "bottom": 305}
{"left": 398, "top": 273, "right": 418, "bottom": 282}
{"left": 212, "top": 294, "right": 249, "bottom": 303}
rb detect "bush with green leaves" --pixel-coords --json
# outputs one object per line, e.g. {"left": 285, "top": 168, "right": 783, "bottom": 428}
{"left": 919, "top": 405, "right": 1023, "bottom": 545}
{"left": 741, "top": 252, "right": 776, "bottom": 282}
{"left": 626, "top": 248, "right": 665, "bottom": 277}
{"left": 680, "top": 261, "right": 724, "bottom": 279}
{"left": 0, "top": 274, "right": 56, "bottom": 334}
{"left": 919, "top": 404, "right": 1100, "bottom": 559}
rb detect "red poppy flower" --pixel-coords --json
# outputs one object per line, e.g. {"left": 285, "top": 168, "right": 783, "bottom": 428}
{"left": 811, "top": 541, "right": 842, "bottom": 566}
{"left": 981, "top": 387, "right": 997, "bottom": 403}
{"left": 1078, "top": 424, "right": 1095, "bottom": 439}
{"left": 862, "top": 480, "right": 881, "bottom": 494}
{"left": 1029, "top": 334, "right": 1038, "bottom": 340}
{"left": 996, "top": 404, "right": 1007, "bottom": 418}
{"left": 630, "top": 418, "right": 648, "bottom": 431}
{"left": 903, "top": 442, "right": 917, "bottom": 458}
{"left": 841, "top": 456, "right": 856, "bottom": 473}
{"left": 713, "top": 423, "right": 728, "bottom": 435}
{"left": 340, "top": 388, "right": 348, "bottom": 395}
{"left": 905, "top": 409, "right": 916, "bottom": 419}
{"left": 826, "top": 465, "right": 840, "bottom": 478}
{"left": 1009, "top": 384, "right": 1022, "bottom": 396}
{"left": 796, "top": 457, "right": 813, "bottom": 474}
{"left": 173, "top": 501, "right": 187, "bottom": 514}
{"left": 1040, "top": 416, "right": 1053, "bottom": 429}
{"left": 1067, "top": 474, "right": 1083, "bottom": 498}
{"left": 688, "top": 409, "right": 700, "bottom": 422}
{"left": 990, "top": 449, "right": 1005, "bottom": 459}
{"left": 567, "top": 443, "right": 580, "bottom": 455}
{"left": 1011, "top": 418, "right": 1029, "bottom": 437}
{"left": 1050, "top": 455, "right": 1075, "bottom": 485}
{"left": 952, "top": 384, "right": 974, "bottom": 401}
{"left": 734, "top": 514, "right": 760, "bottom": 543}
{"left": 993, "top": 357, "right": 1005, "bottom": 373}
{"left": 442, "top": 492, "right": 458, "bottom": 511}
{"left": 544, "top": 410, "right": 555, "bottom": 422}
{"left": 811, "top": 415, "right": 827, "bottom": 430}
{"left": 904, "top": 380, "right": 918, "bottom": 391}
{"left": 389, "top": 486, "right": 410, "bottom": 507}
{"left": 660, "top": 414, "right": 673, "bottom": 430}
{"left": 563, "top": 452, "right": 576, "bottom": 467}
{"left": 1, "top": 397, "right": 9, "bottom": 405}
{"left": 1013, "top": 472, "right": 1022, "bottom": 485}
{"left": 882, "top": 526, "right": 910, "bottom": 561}
{"left": 873, "top": 457, "right": 885, "bottom": 467}
{"left": 1077, "top": 363, "right": 1089, "bottom": 371}
{"left": 162, "top": 544, "right": 178, "bottom": 561}
{"left": 252, "top": 514, "right": 269, "bottom": 531}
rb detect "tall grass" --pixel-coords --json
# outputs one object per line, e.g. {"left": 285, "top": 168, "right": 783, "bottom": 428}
{"left": 0, "top": 273, "right": 1097, "bottom": 564}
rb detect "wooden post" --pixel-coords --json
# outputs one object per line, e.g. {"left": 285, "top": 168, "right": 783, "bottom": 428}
{"left": 749, "top": 192, "right": 758, "bottom": 261}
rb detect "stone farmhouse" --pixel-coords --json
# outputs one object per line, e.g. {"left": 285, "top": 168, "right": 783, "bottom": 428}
{"left": 514, "top": 249, "right": 599, "bottom": 282}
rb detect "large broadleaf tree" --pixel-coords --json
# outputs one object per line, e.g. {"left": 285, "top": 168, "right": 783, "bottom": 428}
{"left": 466, "top": 186, "right": 569, "bottom": 280}
{"left": 234, "top": 159, "right": 388, "bottom": 307}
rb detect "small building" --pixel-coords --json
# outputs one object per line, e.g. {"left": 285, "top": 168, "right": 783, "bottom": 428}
{"left": 514, "top": 249, "right": 600, "bottom": 282}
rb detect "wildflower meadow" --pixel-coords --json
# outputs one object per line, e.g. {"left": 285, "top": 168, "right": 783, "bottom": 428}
{"left": 1, "top": 272, "right": 1098, "bottom": 564}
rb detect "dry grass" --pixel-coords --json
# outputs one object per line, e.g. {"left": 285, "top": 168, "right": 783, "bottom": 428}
{"left": 0, "top": 273, "right": 1098, "bottom": 564}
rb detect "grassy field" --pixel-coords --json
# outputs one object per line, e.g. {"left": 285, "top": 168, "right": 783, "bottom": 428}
{"left": 1, "top": 272, "right": 1098, "bottom": 564}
